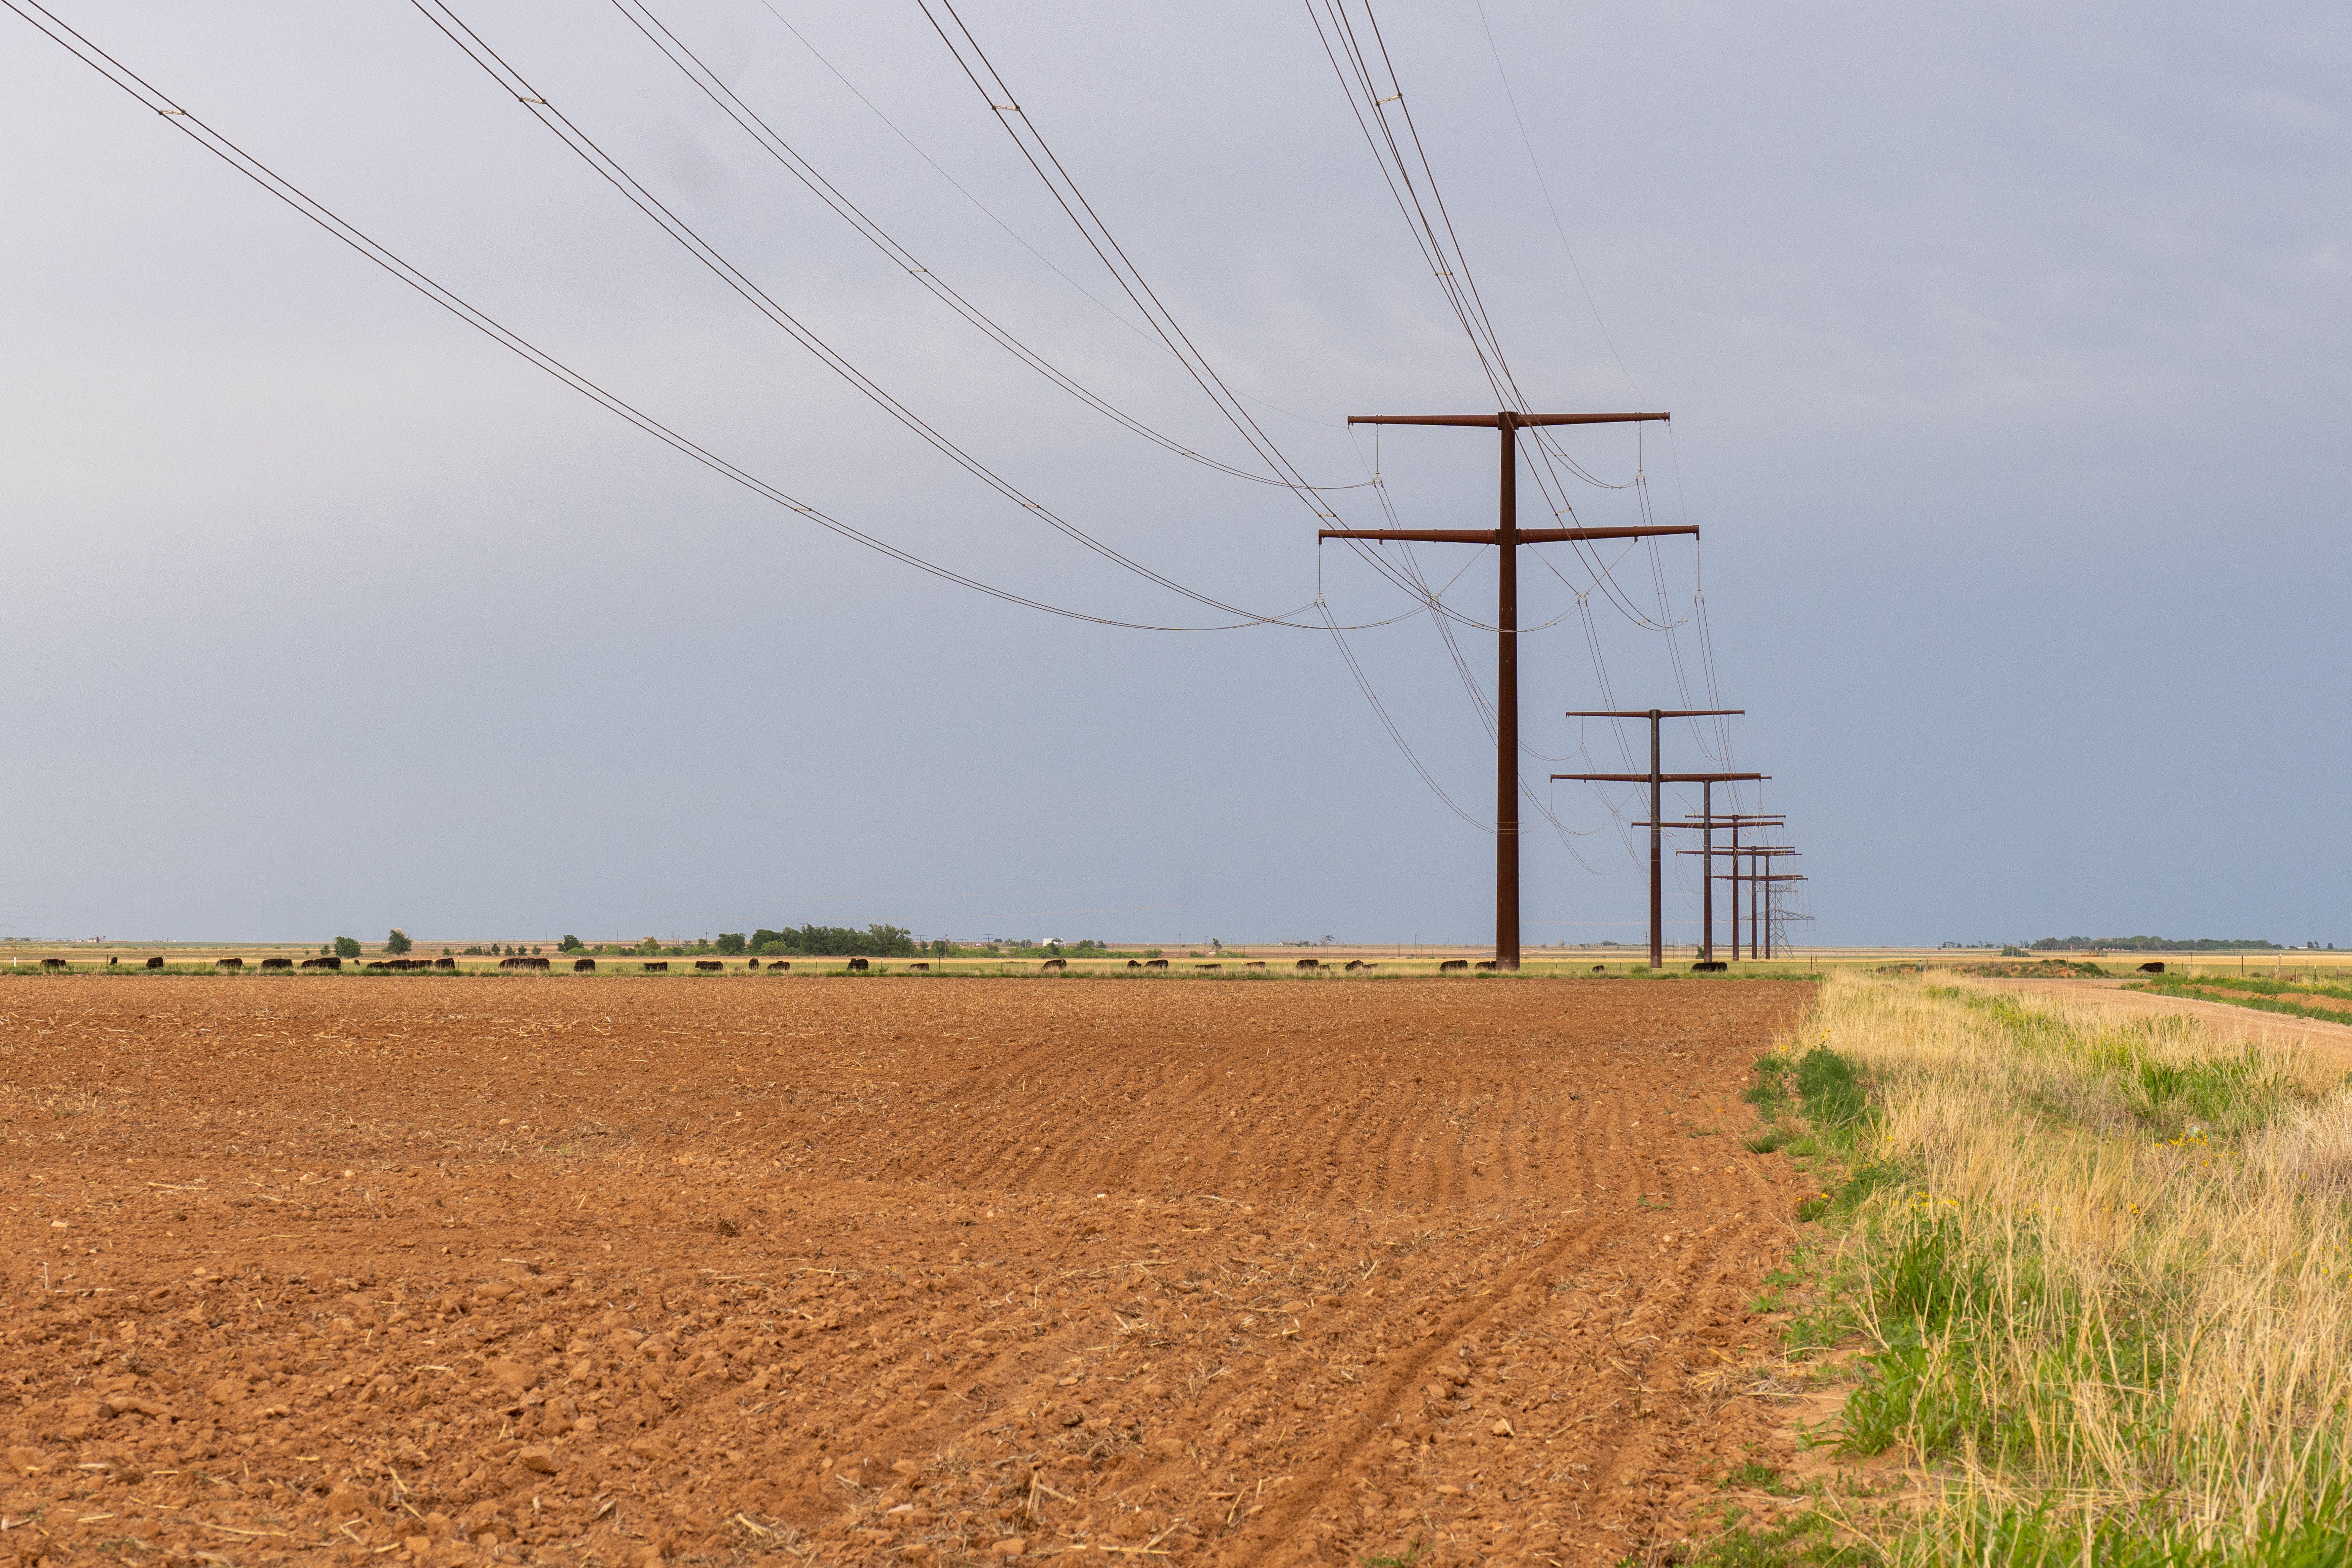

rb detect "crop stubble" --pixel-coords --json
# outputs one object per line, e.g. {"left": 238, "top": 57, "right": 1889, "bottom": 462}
{"left": 0, "top": 976, "right": 1808, "bottom": 1565}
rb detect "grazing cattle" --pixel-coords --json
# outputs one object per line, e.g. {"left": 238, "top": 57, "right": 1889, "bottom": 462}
{"left": 1245, "top": 961, "right": 1265, "bottom": 970}
{"left": 694, "top": 959, "right": 724, "bottom": 972}
{"left": 1040, "top": 958, "right": 1067, "bottom": 973}
{"left": 261, "top": 957, "right": 293, "bottom": 970}
{"left": 106, "top": 956, "right": 119, "bottom": 966}
{"left": 216, "top": 958, "right": 245, "bottom": 971}
{"left": 768, "top": 961, "right": 790, "bottom": 973}
{"left": 909, "top": 962, "right": 929, "bottom": 972}
{"left": 2138, "top": 961, "right": 2166, "bottom": 974}
{"left": 1195, "top": 963, "right": 1221, "bottom": 972}
{"left": 642, "top": 961, "right": 669, "bottom": 973}
{"left": 847, "top": 958, "right": 870, "bottom": 972}
{"left": 1439, "top": 959, "right": 1468, "bottom": 973}
{"left": 1145, "top": 958, "right": 1169, "bottom": 971}
{"left": 1296, "top": 958, "right": 1320, "bottom": 970}
{"left": 435, "top": 957, "right": 455, "bottom": 969}
{"left": 145, "top": 956, "right": 164, "bottom": 969}
{"left": 747, "top": 959, "right": 761, "bottom": 971}
{"left": 1344, "top": 959, "right": 1365, "bottom": 972}
{"left": 1691, "top": 961, "right": 1728, "bottom": 973}
{"left": 1127, "top": 959, "right": 1143, "bottom": 970}
{"left": 40, "top": 958, "right": 67, "bottom": 971}
{"left": 299, "top": 956, "right": 335, "bottom": 970}
{"left": 1592, "top": 965, "right": 1607, "bottom": 974}
{"left": 366, "top": 961, "right": 392, "bottom": 971}
{"left": 574, "top": 958, "right": 596, "bottom": 973}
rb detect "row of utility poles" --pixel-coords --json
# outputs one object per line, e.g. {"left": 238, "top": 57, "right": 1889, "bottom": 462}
{"left": 1324, "top": 407, "right": 1801, "bottom": 968}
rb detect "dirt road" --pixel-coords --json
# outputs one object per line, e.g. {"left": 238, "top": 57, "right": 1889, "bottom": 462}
{"left": 0, "top": 975, "right": 1812, "bottom": 1565}
{"left": 1948, "top": 975, "right": 2352, "bottom": 1069}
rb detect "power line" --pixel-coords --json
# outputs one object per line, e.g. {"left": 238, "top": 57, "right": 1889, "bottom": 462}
{"left": 0, "top": 0, "right": 1300, "bottom": 634}
{"left": 614, "top": 0, "right": 1373, "bottom": 496}
{"left": 411, "top": 0, "right": 1329, "bottom": 630}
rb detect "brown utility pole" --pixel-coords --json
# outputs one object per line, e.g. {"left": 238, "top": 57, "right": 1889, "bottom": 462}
{"left": 1678, "top": 839, "right": 1793, "bottom": 964}
{"left": 1550, "top": 767, "right": 1765, "bottom": 969}
{"left": 1557, "top": 709, "right": 1742, "bottom": 972}
{"left": 1719, "top": 862, "right": 1804, "bottom": 957}
{"left": 1324, "top": 411, "right": 1688, "bottom": 971}
{"left": 1651, "top": 811, "right": 1781, "bottom": 964}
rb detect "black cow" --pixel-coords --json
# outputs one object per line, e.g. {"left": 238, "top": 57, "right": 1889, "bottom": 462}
{"left": 40, "top": 958, "right": 67, "bottom": 971}
{"left": 1195, "top": 963, "right": 1221, "bottom": 972}
{"left": 574, "top": 958, "right": 596, "bottom": 973}
{"left": 768, "top": 961, "right": 790, "bottom": 973}
{"left": 1344, "top": 959, "right": 1365, "bottom": 972}
{"left": 1145, "top": 958, "right": 1169, "bottom": 971}
{"left": 145, "top": 956, "right": 164, "bottom": 969}
{"left": 261, "top": 957, "right": 293, "bottom": 971}
{"left": 2138, "top": 961, "right": 2166, "bottom": 974}
{"left": 1591, "top": 964, "right": 1607, "bottom": 973}
{"left": 643, "top": 961, "right": 669, "bottom": 973}
{"left": 1296, "top": 958, "right": 1320, "bottom": 970}
{"left": 1127, "top": 959, "right": 1143, "bottom": 969}
{"left": 1439, "top": 959, "right": 1468, "bottom": 973}
{"left": 847, "top": 958, "right": 870, "bottom": 972}
{"left": 1245, "top": 960, "right": 1265, "bottom": 970}
{"left": 1473, "top": 960, "right": 1497, "bottom": 972}
{"left": 435, "top": 957, "right": 455, "bottom": 969}
{"left": 1691, "top": 961, "right": 1728, "bottom": 973}
{"left": 909, "top": 962, "right": 929, "bottom": 972}
{"left": 1040, "top": 958, "right": 1067, "bottom": 972}
{"left": 694, "top": 959, "right": 724, "bottom": 972}
{"left": 216, "top": 958, "right": 245, "bottom": 971}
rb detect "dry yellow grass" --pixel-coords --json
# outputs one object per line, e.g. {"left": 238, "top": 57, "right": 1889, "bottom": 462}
{"left": 1775, "top": 974, "right": 2352, "bottom": 1561}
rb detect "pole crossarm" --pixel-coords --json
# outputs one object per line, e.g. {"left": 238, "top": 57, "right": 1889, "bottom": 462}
{"left": 1679, "top": 847, "right": 1796, "bottom": 855}
{"left": 1320, "top": 525, "right": 1697, "bottom": 544}
{"left": 1549, "top": 772, "right": 1767, "bottom": 783}
{"left": 1563, "top": 709, "right": 1743, "bottom": 720}
{"left": 1346, "top": 412, "right": 1671, "bottom": 428}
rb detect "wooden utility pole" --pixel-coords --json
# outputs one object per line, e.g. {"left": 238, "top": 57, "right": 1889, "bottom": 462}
{"left": 1557, "top": 708, "right": 1744, "bottom": 970}
{"left": 1719, "top": 861, "right": 1803, "bottom": 957}
{"left": 1323, "top": 411, "right": 1688, "bottom": 971}
{"left": 1652, "top": 810, "right": 1781, "bottom": 965}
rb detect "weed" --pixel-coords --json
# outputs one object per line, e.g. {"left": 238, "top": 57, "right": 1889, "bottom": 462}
{"left": 1361, "top": 1539, "right": 1425, "bottom": 1567}
{"left": 1746, "top": 1127, "right": 1791, "bottom": 1154}
{"left": 1721, "top": 1460, "right": 1787, "bottom": 1493}
{"left": 1687, "top": 1509, "right": 1876, "bottom": 1567}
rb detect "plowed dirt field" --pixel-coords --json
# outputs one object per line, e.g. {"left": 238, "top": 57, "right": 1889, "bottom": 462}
{"left": 0, "top": 975, "right": 1812, "bottom": 1566}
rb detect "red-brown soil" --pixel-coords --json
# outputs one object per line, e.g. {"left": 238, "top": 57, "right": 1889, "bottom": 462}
{"left": 0, "top": 974, "right": 1812, "bottom": 1566}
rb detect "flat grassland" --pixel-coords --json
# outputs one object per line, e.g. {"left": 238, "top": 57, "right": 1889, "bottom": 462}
{"left": 0, "top": 976, "right": 1810, "bottom": 1566}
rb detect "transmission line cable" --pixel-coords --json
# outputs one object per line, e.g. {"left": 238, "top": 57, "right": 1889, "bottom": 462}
{"left": 408, "top": 0, "right": 1350, "bottom": 630}
{"left": 612, "top": 0, "right": 1373, "bottom": 495}
{"left": 1, "top": 0, "right": 1317, "bottom": 634}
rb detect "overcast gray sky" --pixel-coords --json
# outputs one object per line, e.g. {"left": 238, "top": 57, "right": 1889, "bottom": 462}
{"left": 3, "top": 0, "right": 2345, "bottom": 948}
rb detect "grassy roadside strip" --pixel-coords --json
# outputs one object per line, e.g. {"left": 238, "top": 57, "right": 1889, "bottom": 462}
{"left": 2129, "top": 974, "right": 2352, "bottom": 1028}
{"left": 1693, "top": 973, "right": 2352, "bottom": 1567}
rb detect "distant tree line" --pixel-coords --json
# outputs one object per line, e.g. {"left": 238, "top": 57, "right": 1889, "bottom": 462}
{"left": 2032, "top": 935, "right": 2284, "bottom": 952}
{"left": 720, "top": 924, "right": 924, "bottom": 958}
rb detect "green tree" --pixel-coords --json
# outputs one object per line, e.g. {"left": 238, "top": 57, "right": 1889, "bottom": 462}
{"left": 386, "top": 929, "right": 412, "bottom": 955}
{"left": 558, "top": 935, "right": 584, "bottom": 953}
{"left": 637, "top": 937, "right": 663, "bottom": 956}
{"left": 333, "top": 936, "right": 361, "bottom": 959}
{"left": 715, "top": 933, "right": 747, "bottom": 955}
